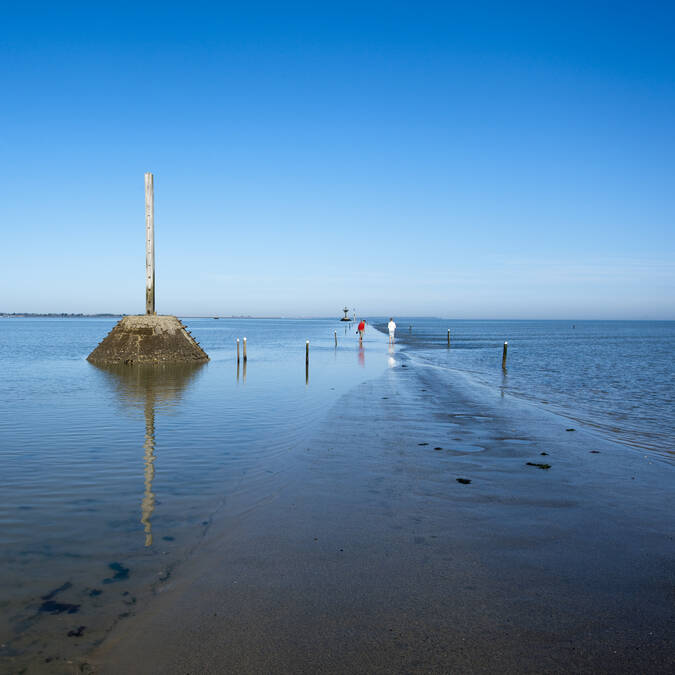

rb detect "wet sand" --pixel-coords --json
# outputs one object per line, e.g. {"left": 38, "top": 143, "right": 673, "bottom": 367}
{"left": 88, "top": 352, "right": 674, "bottom": 674}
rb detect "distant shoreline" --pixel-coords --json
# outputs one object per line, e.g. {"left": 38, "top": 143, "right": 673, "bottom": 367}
{"left": 0, "top": 313, "right": 122, "bottom": 318}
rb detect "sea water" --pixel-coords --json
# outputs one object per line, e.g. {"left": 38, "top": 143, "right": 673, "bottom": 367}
{"left": 0, "top": 317, "right": 673, "bottom": 668}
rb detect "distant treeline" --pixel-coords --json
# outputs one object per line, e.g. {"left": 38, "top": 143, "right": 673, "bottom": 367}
{"left": 1, "top": 313, "right": 121, "bottom": 318}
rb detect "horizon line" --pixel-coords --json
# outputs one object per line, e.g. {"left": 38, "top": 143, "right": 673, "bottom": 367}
{"left": 2, "top": 313, "right": 673, "bottom": 322}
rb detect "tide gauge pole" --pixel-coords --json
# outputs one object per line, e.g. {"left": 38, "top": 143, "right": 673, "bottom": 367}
{"left": 145, "top": 172, "right": 155, "bottom": 315}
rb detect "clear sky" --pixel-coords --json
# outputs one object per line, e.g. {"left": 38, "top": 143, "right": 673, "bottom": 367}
{"left": 1, "top": 1, "right": 673, "bottom": 318}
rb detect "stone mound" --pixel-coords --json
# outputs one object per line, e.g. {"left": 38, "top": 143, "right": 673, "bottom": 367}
{"left": 87, "top": 315, "right": 209, "bottom": 365}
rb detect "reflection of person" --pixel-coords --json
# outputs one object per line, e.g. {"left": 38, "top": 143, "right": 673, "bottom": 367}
{"left": 357, "top": 319, "right": 366, "bottom": 342}
{"left": 358, "top": 345, "right": 365, "bottom": 367}
{"left": 388, "top": 317, "right": 396, "bottom": 344}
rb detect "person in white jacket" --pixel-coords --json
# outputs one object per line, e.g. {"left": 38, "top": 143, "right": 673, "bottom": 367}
{"left": 388, "top": 317, "right": 396, "bottom": 344}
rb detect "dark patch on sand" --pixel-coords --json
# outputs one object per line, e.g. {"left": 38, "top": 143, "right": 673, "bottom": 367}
{"left": 67, "top": 626, "right": 85, "bottom": 637}
{"left": 41, "top": 582, "right": 72, "bottom": 601}
{"left": 527, "top": 462, "right": 551, "bottom": 470}
{"left": 418, "top": 442, "right": 429, "bottom": 446}
{"left": 540, "top": 452, "right": 549, "bottom": 456}
{"left": 162, "top": 536, "right": 175, "bottom": 541}
{"left": 434, "top": 447, "right": 443, "bottom": 451}
{"left": 103, "top": 562, "right": 130, "bottom": 584}
{"left": 89, "top": 589, "right": 102, "bottom": 597}
{"left": 590, "top": 450, "right": 600, "bottom": 454}
{"left": 456, "top": 478, "right": 472, "bottom": 484}
{"left": 39, "top": 600, "right": 80, "bottom": 615}
{"left": 566, "top": 428, "right": 576, "bottom": 432}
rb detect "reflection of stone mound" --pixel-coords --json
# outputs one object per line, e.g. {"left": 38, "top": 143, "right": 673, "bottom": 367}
{"left": 87, "top": 315, "right": 208, "bottom": 365}
{"left": 92, "top": 361, "right": 206, "bottom": 410}
{"left": 91, "top": 361, "right": 206, "bottom": 547}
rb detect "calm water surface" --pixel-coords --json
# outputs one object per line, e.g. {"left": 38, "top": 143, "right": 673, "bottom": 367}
{"left": 0, "top": 317, "right": 387, "bottom": 668}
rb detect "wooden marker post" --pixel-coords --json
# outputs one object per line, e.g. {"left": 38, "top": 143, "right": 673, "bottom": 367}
{"left": 243, "top": 337, "right": 247, "bottom": 362}
{"left": 502, "top": 341, "right": 508, "bottom": 369}
{"left": 144, "top": 172, "right": 155, "bottom": 315}
{"left": 447, "top": 329, "right": 451, "bottom": 347}
{"left": 305, "top": 341, "right": 309, "bottom": 385}
{"left": 236, "top": 338, "right": 240, "bottom": 363}
{"left": 334, "top": 330, "right": 337, "bottom": 347}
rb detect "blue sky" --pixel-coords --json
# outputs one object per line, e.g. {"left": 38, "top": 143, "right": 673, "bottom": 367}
{"left": 1, "top": 1, "right": 673, "bottom": 318}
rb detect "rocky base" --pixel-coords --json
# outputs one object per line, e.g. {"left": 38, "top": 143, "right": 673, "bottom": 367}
{"left": 87, "top": 315, "right": 209, "bottom": 365}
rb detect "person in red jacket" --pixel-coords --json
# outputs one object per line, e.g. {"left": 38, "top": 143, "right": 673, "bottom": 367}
{"left": 357, "top": 319, "right": 366, "bottom": 343}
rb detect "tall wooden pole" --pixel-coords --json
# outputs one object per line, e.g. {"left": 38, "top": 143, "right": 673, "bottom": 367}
{"left": 145, "top": 172, "right": 155, "bottom": 315}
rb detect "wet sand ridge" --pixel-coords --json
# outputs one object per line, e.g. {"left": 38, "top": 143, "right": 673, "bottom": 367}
{"left": 89, "top": 353, "right": 674, "bottom": 674}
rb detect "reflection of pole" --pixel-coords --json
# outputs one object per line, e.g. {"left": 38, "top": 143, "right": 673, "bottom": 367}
{"left": 141, "top": 396, "right": 156, "bottom": 547}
